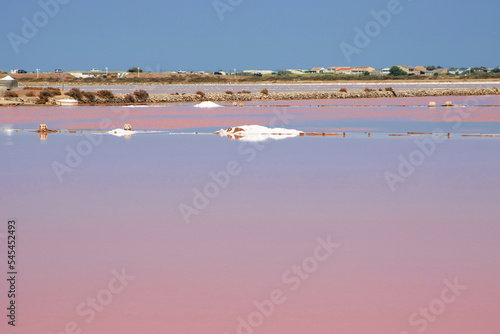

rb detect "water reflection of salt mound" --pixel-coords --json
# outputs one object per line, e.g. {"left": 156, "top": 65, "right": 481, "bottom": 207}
{"left": 108, "top": 128, "right": 137, "bottom": 137}
{"left": 194, "top": 101, "right": 221, "bottom": 108}
{"left": 215, "top": 125, "right": 303, "bottom": 142}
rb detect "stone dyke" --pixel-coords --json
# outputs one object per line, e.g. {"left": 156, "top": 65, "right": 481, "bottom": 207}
{"left": 144, "top": 87, "right": 500, "bottom": 104}
{"left": 2, "top": 87, "right": 499, "bottom": 106}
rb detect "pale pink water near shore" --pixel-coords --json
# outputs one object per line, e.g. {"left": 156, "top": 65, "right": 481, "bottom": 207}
{"left": 1, "top": 96, "right": 499, "bottom": 334}
{"left": 2, "top": 95, "right": 500, "bottom": 134}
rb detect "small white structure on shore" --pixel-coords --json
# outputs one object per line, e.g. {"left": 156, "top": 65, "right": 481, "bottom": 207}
{"left": 0, "top": 75, "right": 18, "bottom": 93}
{"left": 243, "top": 70, "right": 274, "bottom": 75}
{"left": 56, "top": 99, "right": 79, "bottom": 106}
{"left": 69, "top": 72, "right": 92, "bottom": 79}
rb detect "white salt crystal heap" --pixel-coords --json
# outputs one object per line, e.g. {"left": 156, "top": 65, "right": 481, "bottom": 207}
{"left": 194, "top": 101, "right": 222, "bottom": 108}
{"left": 107, "top": 129, "right": 137, "bottom": 137}
{"left": 215, "top": 125, "right": 303, "bottom": 142}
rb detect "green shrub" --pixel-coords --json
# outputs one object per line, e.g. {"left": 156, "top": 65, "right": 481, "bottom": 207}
{"left": 277, "top": 70, "right": 292, "bottom": 76}
{"left": 389, "top": 66, "right": 407, "bottom": 76}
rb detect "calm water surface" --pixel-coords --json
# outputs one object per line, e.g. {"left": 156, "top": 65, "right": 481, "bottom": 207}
{"left": 2, "top": 95, "right": 500, "bottom": 134}
{"left": 1, "top": 96, "right": 499, "bottom": 334}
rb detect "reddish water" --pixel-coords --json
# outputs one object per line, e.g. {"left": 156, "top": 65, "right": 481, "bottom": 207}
{"left": 1, "top": 96, "right": 499, "bottom": 334}
{"left": 1, "top": 96, "right": 500, "bottom": 135}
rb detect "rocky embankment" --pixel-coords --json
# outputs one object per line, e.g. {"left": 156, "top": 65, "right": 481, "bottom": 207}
{"left": 147, "top": 87, "right": 499, "bottom": 103}
{"left": 1, "top": 87, "right": 498, "bottom": 106}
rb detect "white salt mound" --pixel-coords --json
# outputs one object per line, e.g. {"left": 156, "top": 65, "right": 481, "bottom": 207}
{"left": 215, "top": 125, "right": 303, "bottom": 142}
{"left": 194, "top": 101, "right": 221, "bottom": 108}
{"left": 107, "top": 128, "right": 137, "bottom": 137}
{"left": 57, "top": 99, "right": 78, "bottom": 103}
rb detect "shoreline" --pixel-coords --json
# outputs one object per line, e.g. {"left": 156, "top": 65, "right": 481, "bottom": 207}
{"left": 1, "top": 87, "right": 499, "bottom": 107}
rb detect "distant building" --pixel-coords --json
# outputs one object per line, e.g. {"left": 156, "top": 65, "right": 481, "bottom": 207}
{"left": 473, "top": 67, "right": 489, "bottom": 73}
{"left": 396, "top": 65, "right": 416, "bottom": 75}
{"left": 285, "top": 69, "right": 306, "bottom": 75}
{"left": 69, "top": 71, "right": 128, "bottom": 79}
{"left": 449, "top": 68, "right": 468, "bottom": 75}
{"left": 308, "top": 67, "right": 325, "bottom": 74}
{"left": 325, "top": 67, "right": 341, "bottom": 73}
{"left": 379, "top": 68, "right": 390, "bottom": 75}
{"left": 435, "top": 68, "right": 448, "bottom": 75}
{"left": 70, "top": 72, "right": 92, "bottom": 79}
{"left": 335, "top": 67, "right": 353, "bottom": 74}
{"left": 0, "top": 75, "right": 18, "bottom": 93}
{"left": 351, "top": 66, "right": 376, "bottom": 75}
{"left": 414, "top": 66, "right": 427, "bottom": 75}
{"left": 243, "top": 70, "right": 274, "bottom": 75}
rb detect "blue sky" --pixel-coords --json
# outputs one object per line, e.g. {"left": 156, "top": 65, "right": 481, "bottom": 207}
{"left": 1, "top": 0, "right": 499, "bottom": 72}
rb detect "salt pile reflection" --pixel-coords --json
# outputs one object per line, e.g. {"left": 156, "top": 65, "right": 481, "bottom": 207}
{"left": 215, "top": 125, "right": 303, "bottom": 142}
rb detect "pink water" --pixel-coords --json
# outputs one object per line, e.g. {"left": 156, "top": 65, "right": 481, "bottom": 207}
{"left": 1, "top": 96, "right": 499, "bottom": 334}
{"left": 2, "top": 96, "right": 500, "bottom": 134}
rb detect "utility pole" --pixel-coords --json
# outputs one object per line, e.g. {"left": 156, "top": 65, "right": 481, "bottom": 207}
{"left": 36, "top": 68, "right": 40, "bottom": 79}
{"left": 138, "top": 67, "right": 140, "bottom": 78}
